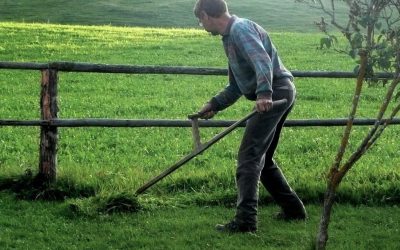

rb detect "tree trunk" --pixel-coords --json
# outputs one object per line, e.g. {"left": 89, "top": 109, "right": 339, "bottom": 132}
{"left": 316, "top": 186, "right": 336, "bottom": 250}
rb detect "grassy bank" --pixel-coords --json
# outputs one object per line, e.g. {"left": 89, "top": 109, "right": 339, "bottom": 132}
{"left": 0, "top": 0, "right": 347, "bottom": 32}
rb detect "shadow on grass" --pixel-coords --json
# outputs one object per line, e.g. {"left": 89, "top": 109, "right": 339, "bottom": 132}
{"left": 2, "top": 170, "right": 399, "bottom": 218}
{"left": 156, "top": 176, "right": 400, "bottom": 207}
{"left": 0, "top": 170, "right": 142, "bottom": 217}
{"left": 0, "top": 170, "right": 96, "bottom": 201}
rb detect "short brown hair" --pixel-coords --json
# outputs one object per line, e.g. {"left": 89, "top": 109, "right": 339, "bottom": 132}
{"left": 193, "top": 0, "right": 228, "bottom": 18}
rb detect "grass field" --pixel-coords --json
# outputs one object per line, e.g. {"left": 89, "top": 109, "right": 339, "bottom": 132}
{"left": 0, "top": 6, "right": 399, "bottom": 250}
{"left": 1, "top": 192, "right": 399, "bottom": 249}
{"left": 0, "top": 0, "right": 348, "bottom": 32}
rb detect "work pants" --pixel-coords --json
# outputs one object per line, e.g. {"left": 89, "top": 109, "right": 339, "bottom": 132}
{"left": 235, "top": 79, "right": 305, "bottom": 226}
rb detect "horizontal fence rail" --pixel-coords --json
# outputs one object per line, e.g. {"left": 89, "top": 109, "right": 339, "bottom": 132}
{"left": 1, "top": 118, "right": 400, "bottom": 127}
{"left": 0, "top": 60, "right": 399, "bottom": 183}
{"left": 0, "top": 61, "right": 397, "bottom": 78}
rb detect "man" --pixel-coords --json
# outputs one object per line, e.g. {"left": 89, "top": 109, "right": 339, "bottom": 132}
{"left": 193, "top": 0, "right": 307, "bottom": 233}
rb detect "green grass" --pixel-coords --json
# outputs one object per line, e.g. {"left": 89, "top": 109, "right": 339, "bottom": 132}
{"left": 0, "top": 22, "right": 399, "bottom": 249}
{"left": 1, "top": 192, "right": 400, "bottom": 250}
{"left": 0, "top": 0, "right": 348, "bottom": 32}
{"left": 0, "top": 22, "right": 398, "bottom": 203}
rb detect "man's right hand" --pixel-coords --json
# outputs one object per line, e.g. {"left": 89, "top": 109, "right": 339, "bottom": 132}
{"left": 198, "top": 102, "right": 216, "bottom": 119}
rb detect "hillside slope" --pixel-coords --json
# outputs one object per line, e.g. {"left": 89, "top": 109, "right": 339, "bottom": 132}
{"left": 0, "top": 0, "right": 347, "bottom": 32}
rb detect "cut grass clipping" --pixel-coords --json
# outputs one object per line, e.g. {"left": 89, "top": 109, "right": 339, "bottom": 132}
{"left": 68, "top": 193, "right": 142, "bottom": 216}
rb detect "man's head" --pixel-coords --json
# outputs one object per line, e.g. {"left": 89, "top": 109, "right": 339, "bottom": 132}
{"left": 193, "top": 0, "right": 228, "bottom": 19}
{"left": 193, "top": 0, "right": 230, "bottom": 35}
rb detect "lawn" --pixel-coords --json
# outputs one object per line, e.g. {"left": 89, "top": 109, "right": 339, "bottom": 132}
{"left": 1, "top": 193, "right": 399, "bottom": 249}
{"left": 0, "top": 19, "right": 399, "bottom": 250}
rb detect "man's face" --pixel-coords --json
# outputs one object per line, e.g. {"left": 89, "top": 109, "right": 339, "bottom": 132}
{"left": 198, "top": 12, "right": 219, "bottom": 36}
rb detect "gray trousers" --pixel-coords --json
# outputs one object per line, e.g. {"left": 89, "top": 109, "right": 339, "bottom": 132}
{"left": 235, "top": 79, "right": 305, "bottom": 226}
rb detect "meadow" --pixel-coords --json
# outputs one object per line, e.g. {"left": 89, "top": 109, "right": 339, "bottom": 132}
{"left": 0, "top": 0, "right": 348, "bottom": 32}
{"left": 0, "top": 6, "right": 399, "bottom": 250}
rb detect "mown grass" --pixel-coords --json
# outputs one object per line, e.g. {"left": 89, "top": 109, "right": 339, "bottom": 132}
{"left": 0, "top": 22, "right": 399, "bottom": 248}
{"left": 0, "top": 0, "right": 348, "bottom": 33}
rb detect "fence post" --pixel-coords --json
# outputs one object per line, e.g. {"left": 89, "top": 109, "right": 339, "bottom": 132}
{"left": 39, "top": 69, "right": 58, "bottom": 183}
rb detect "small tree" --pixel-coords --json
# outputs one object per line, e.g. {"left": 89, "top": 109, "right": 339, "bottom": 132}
{"left": 296, "top": 0, "right": 400, "bottom": 249}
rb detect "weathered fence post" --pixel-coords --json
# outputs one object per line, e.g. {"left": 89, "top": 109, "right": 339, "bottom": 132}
{"left": 39, "top": 69, "right": 58, "bottom": 183}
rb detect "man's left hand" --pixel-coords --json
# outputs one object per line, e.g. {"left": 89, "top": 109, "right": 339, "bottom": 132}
{"left": 255, "top": 97, "right": 273, "bottom": 113}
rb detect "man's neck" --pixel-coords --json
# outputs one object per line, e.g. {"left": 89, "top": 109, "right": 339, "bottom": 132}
{"left": 213, "top": 13, "right": 232, "bottom": 35}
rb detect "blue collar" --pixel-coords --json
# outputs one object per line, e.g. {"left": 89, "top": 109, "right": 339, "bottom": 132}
{"left": 222, "top": 15, "right": 237, "bottom": 36}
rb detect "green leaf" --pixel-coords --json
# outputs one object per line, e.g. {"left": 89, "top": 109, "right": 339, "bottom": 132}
{"left": 349, "top": 49, "right": 358, "bottom": 59}
{"left": 330, "top": 35, "right": 338, "bottom": 44}
{"left": 377, "top": 34, "right": 384, "bottom": 43}
{"left": 396, "top": 91, "right": 400, "bottom": 101}
{"left": 351, "top": 33, "right": 363, "bottom": 48}
{"left": 353, "top": 65, "right": 360, "bottom": 74}
{"left": 320, "top": 37, "right": 333, "bottom": 49}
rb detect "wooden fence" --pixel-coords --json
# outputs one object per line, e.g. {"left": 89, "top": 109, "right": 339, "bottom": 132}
{"left": 0, "top": 61, "right": 398, "bottom": 182}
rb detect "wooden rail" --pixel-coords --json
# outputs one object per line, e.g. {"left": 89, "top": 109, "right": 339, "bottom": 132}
{"left": 1, "top": 118, "right": 400, "bottom": 127}
{"left": 0, "top": 61, "right": 396, "bottom": 78}
{"left": 0, "top": 61, "right": 398, "bottom": 182}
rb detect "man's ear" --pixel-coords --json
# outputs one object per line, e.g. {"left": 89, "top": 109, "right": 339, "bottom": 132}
{"left": 200, "top": 10, "right": 208, "bottom": 20}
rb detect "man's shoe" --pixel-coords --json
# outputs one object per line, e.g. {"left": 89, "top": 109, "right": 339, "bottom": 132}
{"left": 274, "top": 210, "right": 307, "bottom": 221}
{"left": 215, "top": 220, "right": 257, "bottom": 233}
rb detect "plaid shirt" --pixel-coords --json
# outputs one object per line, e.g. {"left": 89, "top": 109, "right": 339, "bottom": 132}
{"left": 211, "top": 16, "right": 293, "bottom": 111}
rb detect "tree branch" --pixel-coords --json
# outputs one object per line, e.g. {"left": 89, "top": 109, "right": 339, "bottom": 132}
{"left": 316, "top": 0, "right": 348, "bottom": 31}
{"left": 365, "top": 100, "right": 400, "bottom": 151}
{"left": 338, "top": 94, "right": 400, "bottom": 182}
{"left": 329, "top": 50, "right": 368, "bottom": 178}
{"left": 338, "top": 76, "right": 400, "bottom": 179}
